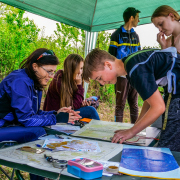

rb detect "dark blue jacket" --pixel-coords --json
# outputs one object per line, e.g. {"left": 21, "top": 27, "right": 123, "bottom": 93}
{"left": 109, "top": 25, "right": 141, "bottom": 59}
{"left": 0, "top": 69, "right": 57, "bottom": 127}
{"left": 122, "top": 48, "right": 180, "bottom": 101}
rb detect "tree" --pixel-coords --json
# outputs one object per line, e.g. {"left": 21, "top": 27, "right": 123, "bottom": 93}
{"left": 54, "top": 23, "right": 85, "bottom": 65}
{"left": 96, "top": 31, "right": 111, "bottom": 51}
{"left": 87, "top": 31, "right": 113, "bottom": 102}
{"left": 0, "top": 5, "right": 39, "bottom": 79}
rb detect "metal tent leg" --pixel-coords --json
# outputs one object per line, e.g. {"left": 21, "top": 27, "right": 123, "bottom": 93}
{"left": 0, "top": 166, "right": 15, "bottom": 180}
{"left": 15, "top": 170, "right": 25, "bottom": 180}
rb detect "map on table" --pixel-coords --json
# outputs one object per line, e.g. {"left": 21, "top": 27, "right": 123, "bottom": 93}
{"left": 48, "top": 124, "right": 81, "bottom": 135}
{"left": 42, "top": 139, "right": 101, "bottom": 152}
{"left": 0, "top": 138, "right": 123, "bottom": 176}
{"left": 119, "top": 145, "right": 180, "bottom": 179}
{"left": 72, "top": 120, "right": 146, "bottom": 144}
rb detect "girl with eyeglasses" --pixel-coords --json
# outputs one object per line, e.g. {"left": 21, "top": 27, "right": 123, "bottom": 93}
{"left": 43, "top": 54, "right": 100, "bottom": 120}
{"left": 0, "top": 48, "right": 82, "bottom": 180}
{"left": 0, "top": 48, "right": 81, "bottom": 143}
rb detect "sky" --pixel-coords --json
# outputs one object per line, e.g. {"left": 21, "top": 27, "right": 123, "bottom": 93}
{"left": 25, "top": 12, "right": 160, "bottom": 48}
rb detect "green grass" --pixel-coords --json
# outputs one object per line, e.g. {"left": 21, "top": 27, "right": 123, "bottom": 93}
{"left": 0, "top": 166, "right": 30, "bottom": 180}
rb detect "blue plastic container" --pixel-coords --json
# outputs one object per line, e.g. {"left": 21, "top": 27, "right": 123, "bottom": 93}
{"left": 67, "top": 158, "right": 103, "bottom": 180}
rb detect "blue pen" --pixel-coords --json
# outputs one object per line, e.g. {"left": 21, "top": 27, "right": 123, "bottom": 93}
{"left": 35, "top": 144, "right": 53, "bottom": 151}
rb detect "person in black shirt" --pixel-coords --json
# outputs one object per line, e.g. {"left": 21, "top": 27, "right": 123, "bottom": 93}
{"left": 83, "top": 47, "right": 180, "bottom": 151}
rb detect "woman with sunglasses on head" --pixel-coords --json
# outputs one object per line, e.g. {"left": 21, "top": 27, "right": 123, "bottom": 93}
{"left": 43, "top": 54, "right": 100, "bottom": 120}
{"left": 0, "top": 48, "right": 81, "bottom": 142}
{"left": 151, "top": 5, "right": 180, "bottom": 52}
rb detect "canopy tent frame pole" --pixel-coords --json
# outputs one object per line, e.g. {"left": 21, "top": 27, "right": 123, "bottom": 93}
{"left": 84, "top": 31, "right": 98, "bottom": 98}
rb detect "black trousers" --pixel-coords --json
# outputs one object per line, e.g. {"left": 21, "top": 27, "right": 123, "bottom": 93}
{"left": 115, "top": 77, "right": 138, "bottom": 123}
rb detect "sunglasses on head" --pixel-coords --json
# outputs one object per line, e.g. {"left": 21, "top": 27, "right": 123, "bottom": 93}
{"left": 37, "top": 50, "right": 55, "bottom": 61}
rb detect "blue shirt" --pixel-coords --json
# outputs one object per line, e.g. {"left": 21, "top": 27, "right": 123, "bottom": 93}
{"left": 109, "top": 25, "right": 141, "bottom": 59}
{"left": 0, "top": 69, "right": 57, "bottom": 127}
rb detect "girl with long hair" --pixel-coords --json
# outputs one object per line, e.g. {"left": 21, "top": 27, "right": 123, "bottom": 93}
{"left": 44, "top": 54, "right": 100, "bottom": 120}
{"left": 151, "top": 5, "right": 180, "bottom": 52}
{"left": 150, "top": 6, "right": 180, "bottom": 151}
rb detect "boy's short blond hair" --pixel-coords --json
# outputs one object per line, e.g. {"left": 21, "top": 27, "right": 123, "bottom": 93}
{"left": 83, "top": 48, "right": 115, "bottom": 82}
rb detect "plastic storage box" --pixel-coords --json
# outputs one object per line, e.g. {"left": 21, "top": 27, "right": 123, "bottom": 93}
{"left": 67, "top": 158, "right": 103, "bottom": 179}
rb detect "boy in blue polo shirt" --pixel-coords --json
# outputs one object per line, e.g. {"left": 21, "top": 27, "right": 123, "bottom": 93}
{"left": 109, "top": 7, "right": 141, "bottom": 123}
{"left": 83, "top": 47, "right": 180, "bottom": 151}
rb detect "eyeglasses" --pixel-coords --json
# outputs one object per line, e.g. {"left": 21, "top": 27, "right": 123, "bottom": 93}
{"left": 41, "top": 66, "right": 56, "bottom": 77}
{"left": 37, "top": 50, "right": 55, "bottom": 61}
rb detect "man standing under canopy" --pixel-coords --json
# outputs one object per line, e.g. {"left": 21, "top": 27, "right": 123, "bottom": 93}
{"left": 109, "top": 7, "right": 141, "bottom": 123}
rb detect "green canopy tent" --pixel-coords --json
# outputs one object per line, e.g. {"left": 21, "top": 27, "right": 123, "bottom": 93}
{"left": 0, "top": 0, "right": 180, "bottom": 32}
{"left": 0, "top": 0, "right": 180, "bottom": 96}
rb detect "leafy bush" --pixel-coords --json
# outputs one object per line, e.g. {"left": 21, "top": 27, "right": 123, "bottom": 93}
{"left": 87, "top": 80, "right": 115, "bottom": 106}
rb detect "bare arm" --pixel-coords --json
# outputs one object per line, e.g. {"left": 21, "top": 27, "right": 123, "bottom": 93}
{"left": 112, "top": 89, "right": 165, "bottom": 143}
{"left": 135, "top": 101, "right": 150, "bottom": 124}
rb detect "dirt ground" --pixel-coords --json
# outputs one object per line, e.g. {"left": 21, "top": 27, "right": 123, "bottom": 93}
{"left": 97, "top": 102, "right": 141, "bottom": 123}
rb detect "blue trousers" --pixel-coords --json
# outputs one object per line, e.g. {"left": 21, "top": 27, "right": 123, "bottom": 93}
{"left": 76, "top": 106, "right": 100, "bottom": 120}
{"left": 0, "top": 126, "right": 46, "bottom": 180}
{"left": 0, "top": 126, "right": 46, "bottom": 143}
